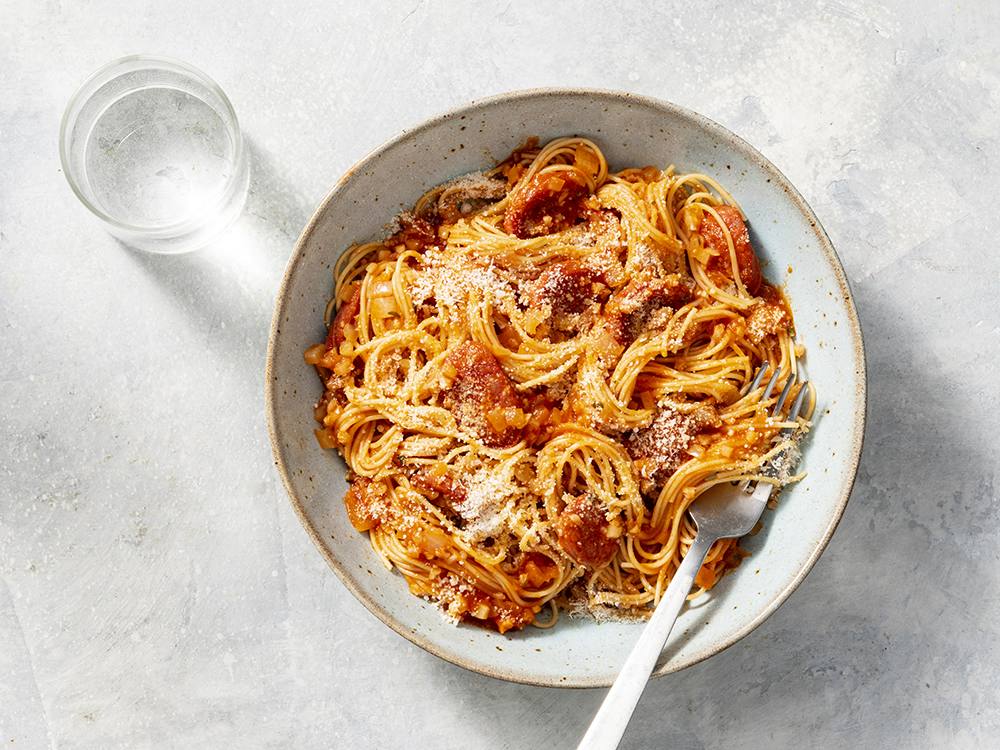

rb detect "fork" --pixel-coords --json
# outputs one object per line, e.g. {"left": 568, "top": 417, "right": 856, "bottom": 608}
{"left": 577, "top": 363, "right": 810, "bottom": 750}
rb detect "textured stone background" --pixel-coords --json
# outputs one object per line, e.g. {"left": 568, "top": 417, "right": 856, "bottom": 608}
{"left": 2, "top": 1, "right": 998, "bottom": 748}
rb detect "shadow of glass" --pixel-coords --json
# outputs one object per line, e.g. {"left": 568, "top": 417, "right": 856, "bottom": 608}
{"left": 241, "top": 137, "right": 314, "bottom": 242}
{"left": 120, "top": 137, "right": 316, "bottom": 364}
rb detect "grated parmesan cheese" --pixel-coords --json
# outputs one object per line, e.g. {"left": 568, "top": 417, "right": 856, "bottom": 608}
{"left": 455, "top": 466, "right": 515, "bottom": 541}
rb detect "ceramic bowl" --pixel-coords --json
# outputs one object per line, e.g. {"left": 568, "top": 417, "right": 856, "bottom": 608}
{"left": 265, "top": 89, "right": 866, "bottom": 687}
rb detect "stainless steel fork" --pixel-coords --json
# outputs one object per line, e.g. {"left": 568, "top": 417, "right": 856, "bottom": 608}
{"left": 577, "top": 363, "right": 810, "bottom": 750}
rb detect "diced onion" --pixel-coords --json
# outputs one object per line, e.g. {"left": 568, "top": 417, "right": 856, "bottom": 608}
{"left": 504, "top": 407, "right": 528, "bottom": 429}
{"left": 486, "top": 408, "right": 507, "bottom": 432}
{"left": 716, "top": 382, "right": 741, "bottom": 405}
{"left": 304, "top": 343, "right": 325, "bottom": 365}
{"left": 524, "top": 309, "right": 544, "bottom": 335}
{"left": 592, "top": 331, "right": 620, "bottom": 358}
{"left": 683, "top": 205, "right": 703, "bottom": 233}
{"left": 514, "top": 464, "right": 535, "bottom": 483}
{"left": 573, "top": 145, "right": 599, "bottom": 175}
{"left": 371, "top": 296, "right": 398, "bottom": 319}
{"left": 314, "top": 428, "right": 337, "bottom": 449}
{"left": 690, "top": 237, "right": 713, "bottom": 264}
{"left": 417, "top": 527, "right": 450, "bottom": 557}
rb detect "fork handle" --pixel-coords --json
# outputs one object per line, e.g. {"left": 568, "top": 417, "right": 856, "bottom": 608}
{"left": 577, "top": 532, "right": 718, "bottom": 750}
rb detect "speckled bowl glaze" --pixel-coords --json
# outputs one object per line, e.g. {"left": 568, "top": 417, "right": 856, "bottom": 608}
{"left": 266, "top": 89, "right": 866, "bottom": 688}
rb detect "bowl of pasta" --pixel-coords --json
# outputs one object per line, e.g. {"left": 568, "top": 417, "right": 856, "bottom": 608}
{"left": 266, "top": 89, "right": 866, "bottom": 687}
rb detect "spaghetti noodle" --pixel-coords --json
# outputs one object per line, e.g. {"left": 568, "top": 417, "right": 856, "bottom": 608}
{"left": 304, "top": 137, "right": 812, "bottom": 632}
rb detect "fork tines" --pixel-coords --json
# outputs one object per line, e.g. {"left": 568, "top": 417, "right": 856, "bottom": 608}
{"left": 747, "top": 362, "right": 810, "bottom": 425}
{"left": 781, "top": 382, "right": 810, "bottom": 435}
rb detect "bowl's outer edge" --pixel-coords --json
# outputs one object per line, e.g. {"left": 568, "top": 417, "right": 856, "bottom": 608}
{"left": 264, "top": 87, "right": 868, "bottom": 688}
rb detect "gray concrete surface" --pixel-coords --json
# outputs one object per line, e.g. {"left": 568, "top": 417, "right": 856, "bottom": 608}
{"left": 2, "top": 1, "right": 998, "bottom": 748}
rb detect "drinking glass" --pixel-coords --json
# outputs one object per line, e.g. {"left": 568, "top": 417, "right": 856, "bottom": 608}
{"left": 60, "top": 55, "right": 249, "bottom": 254}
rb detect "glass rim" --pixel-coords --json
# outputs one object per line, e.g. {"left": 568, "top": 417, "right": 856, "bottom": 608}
{"left": 59, "top": 54, "right": 247, "bottom": 234}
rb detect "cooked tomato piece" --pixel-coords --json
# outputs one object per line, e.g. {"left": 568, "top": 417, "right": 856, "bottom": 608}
{"left": 388, "top": 215, "right": 442, "bottom": 252}
{"left": 464, "top": 588, "right": 536, "bottom": 633}
{"left": 444, "top": 341, "right": 523, "bottom": 448}
{"left": 555, "top": 494, "right": 620, "bottom": 568}
{"left": 503, "top": 170, "right": 589, "bottom": 238}
{"left": 409, "top": 466, "right": 468, "bottom": 512}
{"left": 699, "top": 205, "right": 762, "bottom": 295}
{"left": 488, "top": 595, "right": 536, "bottom": 633}
{"left": 437, "top": 176, "right": 507, "bottom": 224}
{"left": 428, "top": 572, "right": 537, "bottom": 633}
{"left": 603, "top": 274, "right": 695, "bottom": 344}
{"left": 746, "top": 302, "right": 790, "bottom": 344}
{"left": 529, "top": 261, "right": 605, "bottom": 317}
{"left": 627, "top": 405, "right": 720, "bottom": 490}
{"left": 326, "top": 283, "right": 362, "bottom": 350}
{"left": 343, "top": 476, "right": 387, "bottom": 532}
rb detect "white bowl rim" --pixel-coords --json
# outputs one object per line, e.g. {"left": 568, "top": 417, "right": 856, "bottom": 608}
{"left": 265, "top": 87, "right": 868, "bottom": 688}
